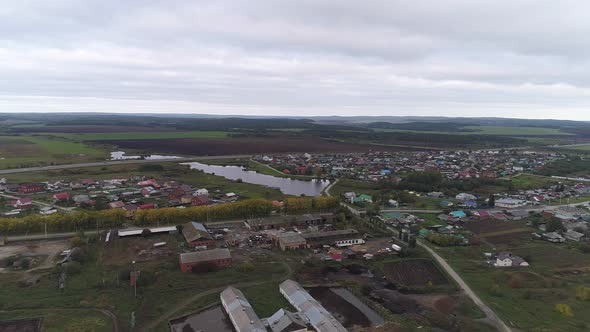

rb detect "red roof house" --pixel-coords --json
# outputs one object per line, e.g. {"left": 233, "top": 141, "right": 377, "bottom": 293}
{"left": 53, "top": 192, "right": 70, "bottom": 202}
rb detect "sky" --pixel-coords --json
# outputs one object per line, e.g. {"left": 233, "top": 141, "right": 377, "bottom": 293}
{"left": 1, "top": 0, "right": 590, "bottom": 120}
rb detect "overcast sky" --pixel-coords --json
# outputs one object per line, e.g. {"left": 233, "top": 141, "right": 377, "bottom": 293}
{"left": 1, "top": 1, "right": 590, "bottom": 120}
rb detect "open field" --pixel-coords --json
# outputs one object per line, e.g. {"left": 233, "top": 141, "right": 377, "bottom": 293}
{"left": 329, "top": 179, "right": 382, "bottom": 197}
{"left": 464, "top": 126, "right": 572, "bottom": 136}
{"left": 0, "top": 135, "right": 107, "bottom": 169}
{"left": 95, "top": 137, "right": 407, "bottom": 156}
{"left": 0, "top": 234, "right": 293, "bottom": 332}
{"left": 0, "top": 309, "right": 111, "bottom": 332}
{"left": 463, "top": 220, "right": 534, "bottom": 246}
{"left": 47, "top": 131, "right": 229, "bottom": 141}
{"left": 435, "top": 236, "right": 590, "bottom": 331}
{"left": 375, "top": 125, "right": 571, "bottom": 136}
{"left": 510, "top": 173, "right": 564, "bottom": 190}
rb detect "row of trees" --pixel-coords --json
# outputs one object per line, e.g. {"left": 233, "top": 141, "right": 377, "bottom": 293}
{"left": 0, "top": 197, "right": 341, "bottom": 234}
{"left": 283, "top": 196, "right": 339, "bottom": 213}
{"left": 0, "top": 209, "right": 126, "bottom": 235}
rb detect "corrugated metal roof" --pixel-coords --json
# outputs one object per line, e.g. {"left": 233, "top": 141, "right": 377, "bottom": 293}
{"left": 220, "top": 286, "right": 266, "bottom": 332}
{"left": 179, "top": 248, "right": 231, "bottom": 264}
{"left": 117, "top": 226, "right": 176, "bottom": 237}
{"left": 182, "top": 221, "right": 212, "bottom": 242}
{"left": 279, "top": 280, "right": 347, "bottom": 332}
{"left": 267, "top": 308, "right": 308, "bottom": 332}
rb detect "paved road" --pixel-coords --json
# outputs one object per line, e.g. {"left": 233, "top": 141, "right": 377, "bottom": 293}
{"left": 417, "top": 240, "right": 512, "bottom": 332}
{"left": 0, "top": 155, "right": 252, "bottom": 175}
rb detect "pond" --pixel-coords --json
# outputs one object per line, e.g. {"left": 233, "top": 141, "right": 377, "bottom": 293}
{"left": 181, "top": 162, "right": 330, "bottom": 196}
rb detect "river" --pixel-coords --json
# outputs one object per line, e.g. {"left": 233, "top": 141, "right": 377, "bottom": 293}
{"left": 181, "top": 162, "right": 330, "bottom": 196}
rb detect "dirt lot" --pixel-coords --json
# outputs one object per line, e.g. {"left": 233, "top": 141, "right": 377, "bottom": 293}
{"left": 103, "top": 234, "right": 180, "bottom": 266}
{"left": 0, "top": 240, "right": 68, "bottom": 272}
{"left": 309, "top": 287, "right": 371, "bottom": 328}
{"left": 96, "top": 137, "right": 410, "bottom": 156}
{"left": 382, "top": 259, "right": 449, "bottom": 287}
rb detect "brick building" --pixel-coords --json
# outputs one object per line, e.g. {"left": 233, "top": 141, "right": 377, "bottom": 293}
{"left": 182, "top": 221, "right": 215, "bottom": 248}
{"left": 179, "top": 248, "right": 232, "bottom": 272}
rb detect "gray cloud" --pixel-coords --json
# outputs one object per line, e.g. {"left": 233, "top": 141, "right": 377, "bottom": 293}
{"left": 0, "top": 0, "right": 589, "bottom": 120}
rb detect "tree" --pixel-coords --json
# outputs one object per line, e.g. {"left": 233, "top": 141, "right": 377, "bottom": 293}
{"left": 546, "top": 218, "right": 564, "bottom": 232}
{"left": 488, "top": 194, "right": 495, "bottom": 207}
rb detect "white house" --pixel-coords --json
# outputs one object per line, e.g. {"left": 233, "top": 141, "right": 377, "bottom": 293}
{"left": 495, "top": 198, "right": 527, "bottom": 209}
{"left": 456, "top": 193, "right": 476, "bottom": 201}
{"left": 494, "top": 252, "right": 529, "bottom": 267}
{"left": 193, "top": 188, "right": 209, "bottom": 197}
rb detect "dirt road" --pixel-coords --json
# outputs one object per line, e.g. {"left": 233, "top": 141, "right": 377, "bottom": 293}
{"left": 417, "top": 241, "right": 511, "bottom": 332}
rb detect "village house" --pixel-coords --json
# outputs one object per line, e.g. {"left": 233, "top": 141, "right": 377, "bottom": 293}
{"left": 495, "top": 198, "right": 528, "bottom": 209}
{"left": 191, "top": 195, "right": 210, "bottom": 206}
{"left": 17, "top": 183, "right": 45, "bottom": 194}
{"left": 494, "top": 252, "right": 529, "bottom": 267}
{"left": 542, "top": 232, "right": 566, "bottom": 243}
{"left": 52, "top": 192, "right": 70, "bottom": 202}
{"left": 108, "top": 201, "right": 125, "bottom": 209}
{"left": 564, "top": 230, "right": 585, "bottom": 242}
{"left": 179, "top": 248, "right": 232, "bottom": 272}
{"left": 10, "top": 197, "right": 33, "bottom": 209}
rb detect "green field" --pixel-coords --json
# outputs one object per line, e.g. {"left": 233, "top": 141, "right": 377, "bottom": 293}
{"left": 510, "top": 173, "right": 563, "bottom": 190}
{"left": 375, "top": 126, "right": 571, "bottom": 136}
{"left": 464, "top": 126, "right": 572, "bottom": 136}
{"left": 0, "top": 135, "right": 106, "bottom": 169}
{"left": 435, "top": 239, "right": 590, "bottom": 331}
{"left": 46, "top": 131, "right": 229, "bottom": 141}
{"left": 563, "top": 144, "right": 590, "bottom": 151}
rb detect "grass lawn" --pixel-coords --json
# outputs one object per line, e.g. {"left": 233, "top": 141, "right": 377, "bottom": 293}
{"left": 330, "top": 179, "right": 382, "bottom": 197}
{"left": 0, "top": 135, "right": 107, "bottom": 169}
{"left": 567, "top": 144, "right": 590, "bottom": 151}
{"left": 434, "top": 240, "right": 590, "bottom": 331}
{"left": 510, "top": 173, "right": 562, "bottom": 190}
{"left": 0, "top": 309, "right": 112, "bottom": 332}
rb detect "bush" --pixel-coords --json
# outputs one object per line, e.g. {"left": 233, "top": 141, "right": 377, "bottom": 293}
{"left": 555, "top": 303, "right": 574, "bottom": 317}
{"left": 237, "top": 262, "right": 255, "bottom": 273}
{"left": 70, "top": 247, "right": 88, "bottom": 264}
{"left": 70, "top": 236, "right": 85, "bottom": 248}
{"left": 65, "top": 261, "right": 82, "bottom": 275}
{"left": 576, "top": 286, "right": 590, "bottom": 301}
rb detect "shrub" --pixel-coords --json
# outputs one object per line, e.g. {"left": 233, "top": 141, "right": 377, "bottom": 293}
{"left": 66, "top": 261, "right": 82, "bottom": 275}
{"left": 555, "top": 303, "right": 574, "bottom": 317}
{"left": 576, "top": 286, "right": 590, "bottom": 301}
{"left": 70, "top": 236, "right": 85, "bottom": 248}
{"left": 237, "top": 262, "right": 255, "bottom": 273}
